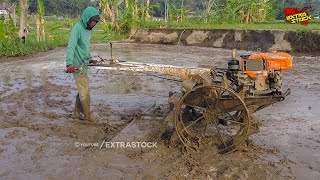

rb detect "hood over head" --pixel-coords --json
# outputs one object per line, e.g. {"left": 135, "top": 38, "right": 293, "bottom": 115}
{"left": 80, "top": 7, "right": 100, "bottom": 30}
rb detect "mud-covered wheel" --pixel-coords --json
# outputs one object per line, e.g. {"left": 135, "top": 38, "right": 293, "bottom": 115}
{"left": 174, "top": 85, "right": 251, "bottom": 154}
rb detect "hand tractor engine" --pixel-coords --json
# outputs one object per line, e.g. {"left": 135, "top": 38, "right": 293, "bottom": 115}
{"left": 227, "top": 51, "right": 292, "bottom": 96}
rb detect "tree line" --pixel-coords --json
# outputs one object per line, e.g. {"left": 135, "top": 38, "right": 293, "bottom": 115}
{"left": 2, "top": 0, "right": 93, "bottom": 17}
{"left": 2, "top": 0, "right": 319, "bottom": 19}
{"left": 1, "top": 0, "right": 319, "bottom": 42}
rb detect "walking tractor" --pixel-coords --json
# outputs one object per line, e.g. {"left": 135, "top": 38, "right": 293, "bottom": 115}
{"left": 88, "top": 47, "right": 293, "bottom": 154}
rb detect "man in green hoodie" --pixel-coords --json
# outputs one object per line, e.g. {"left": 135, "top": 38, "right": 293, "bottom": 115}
{"left": 65, "top": 7, "right": 100, "bottom": 123}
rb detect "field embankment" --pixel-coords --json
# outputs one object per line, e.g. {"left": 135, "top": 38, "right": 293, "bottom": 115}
{"left": 130, "top": 29, "right": 320, "bottom": 55}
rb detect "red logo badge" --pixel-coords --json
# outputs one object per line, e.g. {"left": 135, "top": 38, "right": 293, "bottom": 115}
{"left": 283, "top": 7, "right": 312, "bottom": 25}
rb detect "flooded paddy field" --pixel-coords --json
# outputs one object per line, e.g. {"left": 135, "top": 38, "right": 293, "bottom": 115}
{"left": 0, "top": 43, "right": 319, "bottom": 179}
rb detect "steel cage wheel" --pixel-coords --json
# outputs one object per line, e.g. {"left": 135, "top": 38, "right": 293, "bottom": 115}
{"left": 174, "top": 84, "right": 251, "bottom": 154}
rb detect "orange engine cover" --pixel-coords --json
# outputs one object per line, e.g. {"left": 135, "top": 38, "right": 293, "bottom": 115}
{"left": 241, "top": 52, "right": 293, "bottom": 78}
{"left": 248, "top": 52, "right": 293, "bottom": 70}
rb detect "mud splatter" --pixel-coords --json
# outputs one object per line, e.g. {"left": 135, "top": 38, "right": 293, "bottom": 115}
{"left": 0, "top": 43, "right": 319, "bottom": 179}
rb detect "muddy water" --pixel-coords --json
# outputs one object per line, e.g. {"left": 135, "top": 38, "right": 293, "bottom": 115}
{"left": 254, "top": 55, "right": 320, "bottom": 179}
{"left": 0, "top": 43, "right": 319, "bottom": 179}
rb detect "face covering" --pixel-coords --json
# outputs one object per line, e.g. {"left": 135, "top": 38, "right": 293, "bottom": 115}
{"left": 86, "top": 20, "right": 95, "bottom": 30}
{"left": 86, "top": 15, "right": 100, "bottom": 30}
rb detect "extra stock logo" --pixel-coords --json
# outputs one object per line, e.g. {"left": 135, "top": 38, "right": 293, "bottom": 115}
{"left": 283, "top": 7, "right": 312, "bottom": 25}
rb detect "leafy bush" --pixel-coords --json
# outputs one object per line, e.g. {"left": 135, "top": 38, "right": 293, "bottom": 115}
{"left": 0, "top": 17, "right": 127, "bottom": 58}
{"left": 118, "top": 3, "right": 135, "bottom": 34}
{"left": 0, "top": 14, "right": 72, "bottom": 58}
{"left": 0, "top": 33, "right": 68, "bottom": 57}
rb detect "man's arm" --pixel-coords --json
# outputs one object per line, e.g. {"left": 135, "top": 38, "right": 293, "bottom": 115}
{"left": 66, "top": 26, "right": 79, "bottom": 66}
{"left": 86, "top": 35, "right": 92, "bottom": 64}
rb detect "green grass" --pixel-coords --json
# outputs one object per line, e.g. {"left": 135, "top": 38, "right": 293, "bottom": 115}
{"left": 140, "top": 19, "right": 320, "bottom": 31}
{"left": 0, "top": 33, "right": 68, "bottom": 57}
{"left": 91, "top": 23, "right": 129, "bottom": 43}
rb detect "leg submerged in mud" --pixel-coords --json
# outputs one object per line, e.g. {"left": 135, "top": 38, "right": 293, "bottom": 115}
{"left": 75, "top": 73, "right": 98, "bottom": 124}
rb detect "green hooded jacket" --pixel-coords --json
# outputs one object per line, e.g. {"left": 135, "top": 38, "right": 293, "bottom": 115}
{"left": 65, "top": 7, "right": 99, "bottom": 74}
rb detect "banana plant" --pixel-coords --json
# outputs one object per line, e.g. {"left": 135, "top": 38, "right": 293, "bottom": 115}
{"left": 100, "top": 0, "right": 122, "bottom": 31}
{"left": 36, "top": 0, "right": 45, "bottom": 41}
{"left": 0, "top": 14, "right": 19, "bottom": 48}
{"left": 0, "top": 21, "right": 6, "bottom": 41}
{"left": 168, "top": 2, "right": 178, "bottom": 22}
{"left": 180, "top": 5, "right": 191, "bottom": 22}
{"left": 145, "top": 0, "right": 150, "bottom": 20}
{"left": 202, "top": 0, "right": 217, "bottom": 23}
{"left": 222, "top": 0, "right": 275, "bottom": 24}
{"left": 118, "top": 0, "right": 135, "bottom": 33}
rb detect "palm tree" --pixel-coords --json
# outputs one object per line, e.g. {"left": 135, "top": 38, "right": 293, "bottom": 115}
{"left": 18, "top": 0, "right": 28, "bottom": 42}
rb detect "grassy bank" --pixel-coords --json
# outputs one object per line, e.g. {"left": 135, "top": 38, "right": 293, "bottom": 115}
{"left": 139, "top": 19, "right": 320, "bottom": 31}
{"left": 1, "top": 17, "right": 319, "bottom": 58}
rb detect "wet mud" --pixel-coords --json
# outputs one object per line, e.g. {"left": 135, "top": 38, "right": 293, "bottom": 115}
{"left": 0, "top": 43, "right": 319, "bottom": 179}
